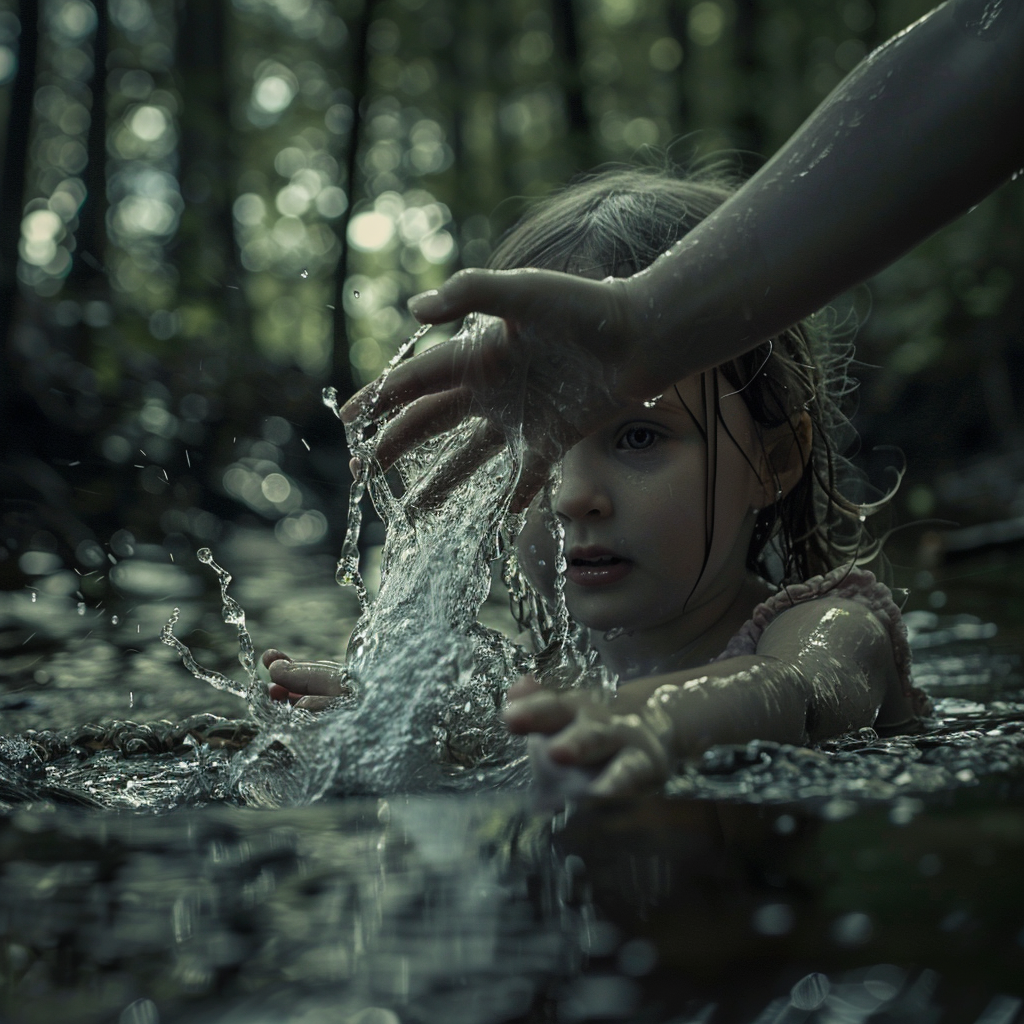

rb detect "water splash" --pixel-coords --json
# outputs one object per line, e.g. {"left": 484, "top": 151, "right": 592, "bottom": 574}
{"left": 162, "top": 314, "right": 619, "bottom": 798}
{"left": 161, "top": 608, "right": 248, "bottom": 699}
{"left": 197, "top": 547, "right": 260, "bottom": 692}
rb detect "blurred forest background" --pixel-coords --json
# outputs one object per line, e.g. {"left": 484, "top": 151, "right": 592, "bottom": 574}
{"left": 1, "top": 0, "right": 1022, "bottom": 597}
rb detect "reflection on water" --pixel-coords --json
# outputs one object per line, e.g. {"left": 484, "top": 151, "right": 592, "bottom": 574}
{"left": 3, "top": 532, "right": 1024, "bottom": 1020}
{"left": 2, "top": 790, "right": 1023, "bottom": 1023}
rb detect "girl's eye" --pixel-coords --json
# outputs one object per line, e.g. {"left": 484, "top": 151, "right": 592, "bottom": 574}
{"left": 619, "top": 426, "right": 660, "bottom": 451}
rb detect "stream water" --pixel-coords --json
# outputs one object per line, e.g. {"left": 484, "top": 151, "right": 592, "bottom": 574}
{"left": 2, "top": 527, "right": 1024, "bottom": 1022}
{"left": 3, "top": 315, "right": 1024, "bottom": 1019}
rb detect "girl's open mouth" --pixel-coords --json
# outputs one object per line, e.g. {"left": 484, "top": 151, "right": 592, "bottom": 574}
{"left": 566, "top": 552, "right": 633, "bottom": 587}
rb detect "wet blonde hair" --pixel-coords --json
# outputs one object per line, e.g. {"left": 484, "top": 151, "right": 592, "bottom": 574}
{"left": 489, "top": 165, "right": 890, "bottom": 592}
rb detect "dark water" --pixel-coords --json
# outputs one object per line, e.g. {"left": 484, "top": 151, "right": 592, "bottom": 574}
{"left": 2, "top": 531, "right": 1024, "bottom": 1022}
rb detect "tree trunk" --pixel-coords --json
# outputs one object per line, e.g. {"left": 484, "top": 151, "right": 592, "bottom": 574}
{"left": 0, "top": 0, "right": 39, "bottom": 390}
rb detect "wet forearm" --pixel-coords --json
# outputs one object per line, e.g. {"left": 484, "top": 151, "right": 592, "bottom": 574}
{"left": 617, "top": 656, "right": 815, "bottom": 757}
{"left": 631, "top": 0, "right": 1024, "bottom": 381}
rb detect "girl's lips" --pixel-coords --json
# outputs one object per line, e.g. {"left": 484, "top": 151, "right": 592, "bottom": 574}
{"left": 565, "top": 556, "right": 632, "bottom": 587}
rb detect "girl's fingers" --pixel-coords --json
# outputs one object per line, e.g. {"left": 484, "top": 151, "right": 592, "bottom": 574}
{"left": 547, "top": 718, "right": 627, "bottom": 766}
{"left": 268, "top": 683, "right": 291, "bottom": 702}
{"left": 589, "top": 746, "right": 665, "bottom": 797}
{"left": 268, "top": 660, "right": 346, "bottom": 697}
{"left": 507, "top": 674, "right": 541, "bottom": 700}
{"left": 504, "top": 690, "right": 584, "bottom": 734}
{"left": 294, "top": 695, "right": 339, "bottom": 712}
{"left": 262, "top": 649, "right": 291, "bottom": 669}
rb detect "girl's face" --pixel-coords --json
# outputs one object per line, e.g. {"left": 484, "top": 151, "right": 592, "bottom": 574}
{"left": 518, "top": 372, "right": 766, "bottom": 647}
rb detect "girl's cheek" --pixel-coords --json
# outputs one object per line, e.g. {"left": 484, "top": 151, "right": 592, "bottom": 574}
{"left": 516, "top": 508, "right": 558, "bottom": 602}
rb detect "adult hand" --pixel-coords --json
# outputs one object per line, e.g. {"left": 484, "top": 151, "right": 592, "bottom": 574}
{"left": 262, "top": 649, "right": 352, "bottom": 712}
{"left": 503, "top": 674, "right": 676, "bottom": 797}
{"left": 340, "top": 268, "right": 663, "bottom": 511}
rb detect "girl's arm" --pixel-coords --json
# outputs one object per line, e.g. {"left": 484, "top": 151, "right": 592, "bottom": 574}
{"left": 346, "top": 0, "right": 1024, "bottom": 499}
{"left": 504, "top": 598, "right": 901, "bottom": 796}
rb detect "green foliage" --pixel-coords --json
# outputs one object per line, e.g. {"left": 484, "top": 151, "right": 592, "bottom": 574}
{"left": 1, "top": 0, "right": 1022, "bottom": 548}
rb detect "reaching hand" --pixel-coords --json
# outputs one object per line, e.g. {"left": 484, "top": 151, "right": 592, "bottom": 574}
{"left": 503, "top": 675, "right": 675, "bottom": 797}
{"left": 340, "top": 268, "right": 662, "bottom": 511}
{"left": 262, "top": 649, "right": 352, "bottom": 712}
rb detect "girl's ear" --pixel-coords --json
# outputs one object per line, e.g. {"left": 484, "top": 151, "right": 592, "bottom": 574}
{"left": 758, "top": 412, "right": 812, "bottom": 506}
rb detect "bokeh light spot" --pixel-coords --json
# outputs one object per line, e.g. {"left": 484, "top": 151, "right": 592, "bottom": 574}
{"left": 649, "top": 37, "right": 683, "bottom": 72}
{"left": 254, "top": 75, "right": 295, "bottom": 114}
{"left": 129, "top": 105, "right": 169, "bottom": 142}
{"left": 348, "top": 211, "right": 395, "bottom": 252}
{"left": 689, "top": 2, "right": 725, "bottom": 46}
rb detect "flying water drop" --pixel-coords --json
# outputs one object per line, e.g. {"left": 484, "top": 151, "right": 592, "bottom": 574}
{"left": 300, "top": 268, "right": 309, "bottom": 279}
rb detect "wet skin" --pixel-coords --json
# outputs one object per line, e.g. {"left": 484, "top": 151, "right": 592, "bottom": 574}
{"left": 515, "top": 372, "right": 775, "bottom": 683}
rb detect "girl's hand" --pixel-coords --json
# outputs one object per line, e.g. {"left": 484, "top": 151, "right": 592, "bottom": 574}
{"left": 504, "top": 675, "right": 675, "bottom": 797}
{"left": 340, "top": 269, "right": 660, "bottom": 511}
{"left": 262, "top": 649, "right": 351, "bottom": 712}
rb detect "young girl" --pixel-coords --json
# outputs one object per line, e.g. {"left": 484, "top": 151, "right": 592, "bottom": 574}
{"left": 496, "top": 168, "right": 929, "bottom": 795}
{"left": 267, "top": 167, "right": 930, "bottom": 796}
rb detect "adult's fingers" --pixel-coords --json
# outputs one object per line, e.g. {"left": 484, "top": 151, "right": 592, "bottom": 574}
{"left": 408, "top": 267, "right": 623, "bottom": 330}
{"left": 371, "top": 388, "right": 475, "bottom": 471}
{"left": 338, "top": 340, "right": 459, "bottom": 426}
{"left": 402, "top": 419, "right": 505, "bottom": 511}
{"left": 342, "top": 318, "right": 506, "bottom": 425}
{"left": 510, "top": 448, "right": 560, "bottom": 514}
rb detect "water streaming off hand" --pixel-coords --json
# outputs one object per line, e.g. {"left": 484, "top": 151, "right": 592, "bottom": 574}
{"left": 155, "top": 316, "right": 615, "bottom": 802}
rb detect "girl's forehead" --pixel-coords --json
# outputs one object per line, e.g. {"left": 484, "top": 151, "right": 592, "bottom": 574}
{"left": 645, "top": 373, "right": 716, "bottom": 409}
{"left": 638, "top": 371, "right": 755, "bottom": 433}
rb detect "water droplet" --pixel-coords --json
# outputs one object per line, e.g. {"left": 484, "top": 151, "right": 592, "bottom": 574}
{"left": 300, "top": 268, "right": 309, "bottom": 278}
{"left": 642, "top": 394, "right": 663, "bottom": 408}
{"left": 77, "top": 601, "right": 86, "bottom": 616}
{"left": 111, "top": 614, "right": 119, "bottom": 625}
{"left": 129, "top": 691, "right": 134, "bottom": 708}
{"left": 603, "top": 626, "right": 629, "bottom": 641}
{"left": 30, "top": 591, "right": 36, "bottom": 603}
{"left": 353, "top": 289, "right": 360, "bottom": 298}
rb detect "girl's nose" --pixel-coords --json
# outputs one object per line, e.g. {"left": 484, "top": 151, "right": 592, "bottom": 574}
{"left": 555, "top": 444, "right": 613, "bottom": 522}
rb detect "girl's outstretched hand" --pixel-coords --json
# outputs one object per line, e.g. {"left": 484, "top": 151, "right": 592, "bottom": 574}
{"left": 262, "top": 649, "right": 351, "bottom": 712}
{"left": 340, "top": 269, "right": 659, "bottom": 511}
{"left": 504, "top": 675, "right": 675, "bottom": 797}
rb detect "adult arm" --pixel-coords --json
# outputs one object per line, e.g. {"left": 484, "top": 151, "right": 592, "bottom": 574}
{"left": 504, "top": 597, "right": 900, "bottom": 795}
{"left": 345, "top": 0, "right": 1024, "bottom": 497}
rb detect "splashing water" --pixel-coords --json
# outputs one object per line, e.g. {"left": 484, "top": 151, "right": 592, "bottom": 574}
{"left": 161, "top": 314, "right": 617, "bottom": 801}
